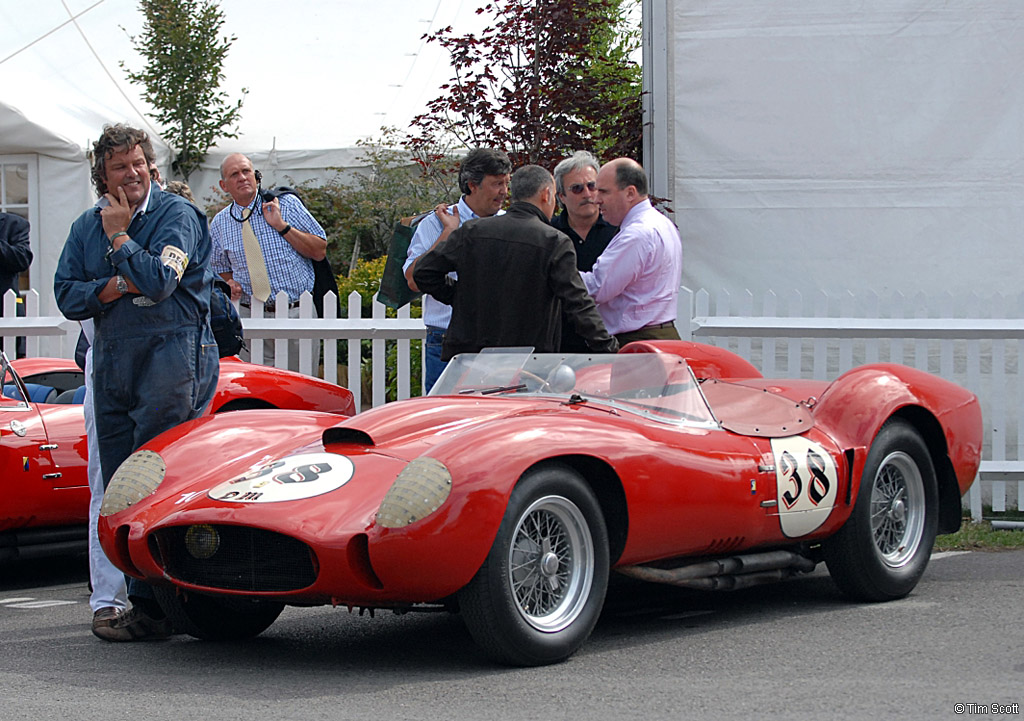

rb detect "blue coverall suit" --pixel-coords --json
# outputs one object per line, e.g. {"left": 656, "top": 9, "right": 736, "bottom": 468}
{"left": 54, "top": 187, "right": 219, "bottom": 603}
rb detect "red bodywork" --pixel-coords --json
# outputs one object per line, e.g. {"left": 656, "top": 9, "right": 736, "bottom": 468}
{"left": 98, "top": 342, "right": 982, "bottom": 608}
{"left": 1, "top": 357, "right": 354, "bottom": 545}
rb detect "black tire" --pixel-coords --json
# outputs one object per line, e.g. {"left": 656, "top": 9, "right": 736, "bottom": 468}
{"left": 458, "top": 464, "right": 609, "bottom": 666}
{"left": 153, "top": 586, "right": 284, "bottom": 640}
{"left": 824, "top": 419, "right": 938, "bottom": 601}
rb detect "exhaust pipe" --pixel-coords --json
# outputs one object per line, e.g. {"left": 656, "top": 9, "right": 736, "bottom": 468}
{"left": 617, "top": 549, "right": 817, "bottom": 590}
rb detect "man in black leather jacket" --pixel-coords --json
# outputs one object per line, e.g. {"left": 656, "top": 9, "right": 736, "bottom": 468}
{"left": 413, "top": 165, "right": 618, "bottom": 360}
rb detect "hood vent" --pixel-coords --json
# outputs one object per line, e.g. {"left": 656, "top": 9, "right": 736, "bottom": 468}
{"left": 323, "top": 427, "right": 375, "bottom": 446}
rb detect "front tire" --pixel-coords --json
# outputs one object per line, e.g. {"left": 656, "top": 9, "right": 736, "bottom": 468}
{"left": 824, "top": 419, "right": 938, "bottom": 601}
{"left": 154, "top": 586, "right": 284, "bottom": 640}
{"left": 459, "top": 465, "right": 609, "bottom": 666}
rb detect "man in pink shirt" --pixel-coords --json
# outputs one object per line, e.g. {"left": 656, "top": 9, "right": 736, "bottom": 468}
{"left": 581, "top": 158, "right": 683, "bottom": 347}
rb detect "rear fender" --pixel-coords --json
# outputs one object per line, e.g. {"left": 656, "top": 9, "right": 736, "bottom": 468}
{"left": 812, "top": 364, "right": 982, "bottom": 528}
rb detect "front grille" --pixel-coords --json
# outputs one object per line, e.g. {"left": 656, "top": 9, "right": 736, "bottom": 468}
{"left": 153, "top": 525, "right": 318, "bottom": 592}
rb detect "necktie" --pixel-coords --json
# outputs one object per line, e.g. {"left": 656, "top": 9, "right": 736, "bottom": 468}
{"left": 241, "top": 207, "right": 272, "bottom": 303}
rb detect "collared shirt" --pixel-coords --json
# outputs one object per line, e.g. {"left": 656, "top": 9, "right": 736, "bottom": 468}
{"left": 95, "top": 181, "right": 155, "bottom": 222}
{"left": 413, "top": 201, "right": 617, "bottom": 360}
{"left": 210, "top": 193, "right": 325, "bottom": 303}
{"left": 550, "top": 211, "right": 617, "bottom": 272}
{"left": 580, "top": 199, "right": 683, "bottom": 335}
{"left": 550, "top": 211, "right": 618, "bottom": 352}
{"left": 403, "top": 196, "right": 502, "bottom": 329}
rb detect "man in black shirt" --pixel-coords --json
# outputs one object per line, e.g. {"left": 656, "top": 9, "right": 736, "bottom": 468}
{"left": 551, "top": 151, "right": 618, "bottom": 352}
{"left": 413, "top": 165, "right": 618, "bottom": 360}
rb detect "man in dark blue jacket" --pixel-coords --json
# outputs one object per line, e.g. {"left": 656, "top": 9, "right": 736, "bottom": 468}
{"left": 54, "top": 124, "right": 219, "bottom": 642}
{"left": 0, "top": 211, "right": 33, "bottom": 357}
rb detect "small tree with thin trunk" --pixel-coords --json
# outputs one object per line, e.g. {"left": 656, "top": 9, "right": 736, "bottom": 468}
{"left": 121, "top": 0, "right": 246, "bottom": 181}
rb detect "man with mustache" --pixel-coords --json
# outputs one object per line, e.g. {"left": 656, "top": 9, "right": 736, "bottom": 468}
{"left": 551, "top": 151, "right": 618, "bottom": 352}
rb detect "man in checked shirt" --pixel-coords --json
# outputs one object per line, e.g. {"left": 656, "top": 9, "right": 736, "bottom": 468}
{"left": 210, "top": 153, "right": 327, "bottom": 369}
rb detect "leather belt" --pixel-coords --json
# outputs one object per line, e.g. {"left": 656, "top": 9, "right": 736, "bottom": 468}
{"left": 644, "top": 321, "right": 675, "bottom": 329}
{"left": 241, "top": 299, "right": 300, "bottom": 311}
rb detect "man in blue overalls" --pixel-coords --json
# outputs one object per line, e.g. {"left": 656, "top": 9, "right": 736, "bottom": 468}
{"left": 54, "top": 124, "right": 219, "bottom": 642}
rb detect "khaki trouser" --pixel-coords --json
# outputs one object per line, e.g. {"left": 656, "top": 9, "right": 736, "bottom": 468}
{"left": 614, "top": 321, "right": 681, "bottom": 349}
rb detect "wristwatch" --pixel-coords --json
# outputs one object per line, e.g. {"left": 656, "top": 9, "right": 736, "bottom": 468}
{"left": 115, "top": 275, "right": 128, "bottom": 295}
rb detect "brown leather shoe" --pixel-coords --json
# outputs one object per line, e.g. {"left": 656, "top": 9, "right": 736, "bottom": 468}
{"left": 92, "top": 605, "right": 172, "bottom": 642}
{"left": 91, "top": 607, "right": 123, "bottom": 639}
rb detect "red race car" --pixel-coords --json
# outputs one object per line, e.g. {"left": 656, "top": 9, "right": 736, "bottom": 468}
{"left": 98, "top": 341, "right": 982, "bottom": 666}
{"left": 1, "top": 351, "right": 355, "bottom": 562}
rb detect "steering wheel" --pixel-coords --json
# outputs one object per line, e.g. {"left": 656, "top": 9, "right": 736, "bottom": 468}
{"left": 517, "top": 370, "right": 551, "bottom": 392}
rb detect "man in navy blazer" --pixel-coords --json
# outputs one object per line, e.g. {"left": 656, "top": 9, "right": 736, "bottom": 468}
{"left": 0, "top": 211, "right": 32, "bottom": 357}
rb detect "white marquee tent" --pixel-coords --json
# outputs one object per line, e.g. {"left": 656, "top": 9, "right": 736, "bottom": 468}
{"left": 643, "top": 0, "right": 1024, "bottom": 302}
{"left": 1, "top": 0, "right": 480, "bottom": 312}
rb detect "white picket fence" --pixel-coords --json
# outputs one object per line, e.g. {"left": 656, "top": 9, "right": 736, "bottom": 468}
{"left": 685, "top": 287, "right": 1023, "bottom": 525}
{"left": 3, "top": 285, "right": 1021, "bottom": 524}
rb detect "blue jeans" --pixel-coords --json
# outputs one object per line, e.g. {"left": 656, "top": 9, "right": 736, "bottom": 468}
{"left": 424, "top": 327, "right": 447, "bottom": 393}
{"left": 94, "top": 327, "right": 219, "bottom": 602}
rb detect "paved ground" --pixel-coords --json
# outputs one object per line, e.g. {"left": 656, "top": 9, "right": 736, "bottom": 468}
{"left": 0, "top": 550, "right": 1021, "bottom": 721}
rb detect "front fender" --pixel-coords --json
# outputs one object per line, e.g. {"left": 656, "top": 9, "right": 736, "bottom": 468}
{"left": 366, "top": 410, "right": 622, "bottom": 600}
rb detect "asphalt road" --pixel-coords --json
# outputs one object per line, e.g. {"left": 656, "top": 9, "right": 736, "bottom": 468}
{"left": 1, "top": 550, "right": 1021, "bottom": 721}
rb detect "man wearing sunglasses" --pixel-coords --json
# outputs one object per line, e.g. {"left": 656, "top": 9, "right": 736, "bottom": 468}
{"left": 551, "top": 151, "right": 618, "bottom": 352}
{"left": 412, "top": 165, "right": 617, "bottom": 361}
{"left": 581, "top": 157, "right": 683, "bottom": 348}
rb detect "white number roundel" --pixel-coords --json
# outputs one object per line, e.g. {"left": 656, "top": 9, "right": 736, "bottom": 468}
{"left": 208, "top": 453, "right": 354, "bottom": 503}
{"left": 771, "top": 437, "right": 838, "bottom": 537}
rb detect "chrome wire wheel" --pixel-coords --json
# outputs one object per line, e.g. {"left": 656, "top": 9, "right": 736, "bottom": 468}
{"left": 869, "top": 450, "right": 925, "bottom": 568}
{"left": 824, "top": 419, "right": 937, "bottom": 601}
{"left": 507, "top": 494, "right": 595, "bottom": 633}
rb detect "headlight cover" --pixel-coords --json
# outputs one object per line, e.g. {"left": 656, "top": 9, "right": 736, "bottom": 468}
{"left": 376, "top": 457, "right": 452, "bottom": 529}
{"left": 100, "top": 450, "right": 166, "bottom": 516}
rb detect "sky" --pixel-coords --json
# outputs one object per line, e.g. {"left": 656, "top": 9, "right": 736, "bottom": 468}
{"left": 0, "top": 0, "right": 498, "bottom": 152}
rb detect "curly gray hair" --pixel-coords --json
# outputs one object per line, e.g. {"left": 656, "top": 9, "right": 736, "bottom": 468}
{"left": 553, "top": 150, "right": 600, "bottom": 197}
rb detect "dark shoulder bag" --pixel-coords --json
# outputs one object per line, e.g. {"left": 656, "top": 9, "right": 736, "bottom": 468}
{"left": 210, "top": 278, "right": 245, "bottom": 357}
{"left": 377, "top": 211, "right": 431, "bottom": 310}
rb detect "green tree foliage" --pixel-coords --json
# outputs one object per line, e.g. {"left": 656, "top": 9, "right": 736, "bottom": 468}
{"left": 336, "top": 256, "right": 424, "bottom": 401}
{"left": 407, "top": 0, "right": 642, "bottom": 168}
{"left": 122, "top": 0, "right": 246, "bottom": 180}
{"left": 294, "top": 129, "right": 460, "bottom": 272}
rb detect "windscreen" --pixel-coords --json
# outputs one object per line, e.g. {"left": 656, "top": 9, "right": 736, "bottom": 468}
{"left": 431, "top": 351, "right": 717, "bottom": 427}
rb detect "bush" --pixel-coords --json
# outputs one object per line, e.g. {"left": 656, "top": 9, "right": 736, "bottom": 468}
{"left": 336, "top": 256, "right": 423, "bottom": 401}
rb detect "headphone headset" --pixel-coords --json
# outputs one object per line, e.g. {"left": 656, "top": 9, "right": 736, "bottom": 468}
{"left": 230, "top": 168, "right": 271, "bottom": 222}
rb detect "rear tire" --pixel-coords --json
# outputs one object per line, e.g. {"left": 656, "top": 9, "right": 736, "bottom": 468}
{"left": 458, "top": 464, "right": 609, "bottom": 666}
{"left": 153, "top": 586, "right": 283, "bottom": 640}
{"left": 824, "top": 419, "right": 938, "bottom": 601}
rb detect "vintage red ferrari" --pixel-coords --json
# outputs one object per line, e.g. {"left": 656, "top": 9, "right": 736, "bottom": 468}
{"left": 98, "top": 341, "right": 982, "bottom": 666}
{"left": 1, "top": 351, "right": 355, "bottom": 562}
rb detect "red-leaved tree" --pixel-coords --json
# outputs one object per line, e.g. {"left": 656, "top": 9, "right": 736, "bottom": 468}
{"left": 405, "top": 0, "right": 642, "bottom": 171}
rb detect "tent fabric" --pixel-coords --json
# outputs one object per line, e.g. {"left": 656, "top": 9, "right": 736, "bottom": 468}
{"left": 0, "top": 103, "right": 85, "bottom": 162}
{"left": 0, "top": 2, "right": 365, "bottom": 312}
{"left": 652, "top": 0, "right": 1024, "bottom": 301}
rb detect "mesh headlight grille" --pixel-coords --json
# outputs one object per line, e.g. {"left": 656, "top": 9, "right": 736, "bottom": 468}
{"left": 376, "top": 457, "right": 452, "bottom": 528}
{"left": 100, "top": 450, "right": 166, "bottom": 516}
